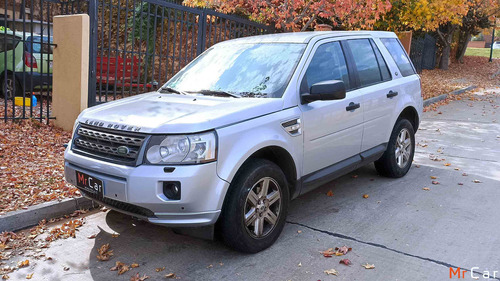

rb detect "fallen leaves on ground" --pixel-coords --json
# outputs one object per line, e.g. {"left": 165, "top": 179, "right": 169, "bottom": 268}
{"left": 430, "top": 176, "right": 437, "bottom": 179}
{"left": 25, "top": 273, "right": 33, "bottom": 279}
{"left": 165, "top": 273, "right": 176, "bottom": 279}
{"left": 432, "top": 181, "right": 440, "bottom": 185}
{"left": 45, "top": 219, "right": 84, "bottom": 241}
{"left": 0, "top": 119, "right": 78, "bottom": 214}
{"left": 339, "top": 259, "right": 351, "bottom": 266}
{"left": 110, "top": 261, "right": 130, "bottom": 275}
{"left": 156, "top": 267, "right": 165, "bottom": 272}
{"left": 362, "top": 194, "right": 369, "bottom": 199}
{"left": 423, "top": 187, "right": 430, "bottom": 191}
{"left": 17, "top": 260, "right": 29, "bottom": 268}
{"left": 421, "top": 56, "right": 500, "bottom": 101}
{"left": 131, "top": 263, "right": 139, "bottom": 268}
{"left": 130, "top": 273, "right": 149, "bottom": 281}
{"left": 326, "top": 190, "right": 334, "bottom": 197}
{"left": 362, "top": 263, "right": 375, "bottom": 269}
{"left": 473, "top": 179, "right": 482, "bottom": 183}
{"left": 321, "top": 246, "right": 351, "bottom": 257}
{"left": 96, "top": 243, "right": 114, "bottom": 261}
{"left": 324, "top": 268, "right": 339, "bottom": 276}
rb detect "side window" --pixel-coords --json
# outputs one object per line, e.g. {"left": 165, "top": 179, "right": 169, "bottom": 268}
{"left": 301, "top": 41, "right": 350, "bottom": 93}
{"left": 346, "top": 39, "right": 384, "bottom": 87}
{"left": 380, "top": 38, "right": 415, "bottom": 77}
{"left": 370, "top": 40, "right": 391, "bottom": 81}
{"left": 0, "top": 35, "right": 18, "bottom": 52}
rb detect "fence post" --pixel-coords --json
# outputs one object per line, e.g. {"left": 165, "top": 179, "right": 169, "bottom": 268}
{"left": 87, "top": 0, "right": 98, "bottom": 106}
{"left": 196, "top": 9, "right": 206, "bottom": 55}
{"left": 52, "top": 14, "right": 90, "bottom": 131}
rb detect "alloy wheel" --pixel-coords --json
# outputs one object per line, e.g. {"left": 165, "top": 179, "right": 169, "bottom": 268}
{"left": 395, "top": 128, "right": 412, "bottom": 168}
{"left": 244, "top": 177, "right": 282, "bottom": 238}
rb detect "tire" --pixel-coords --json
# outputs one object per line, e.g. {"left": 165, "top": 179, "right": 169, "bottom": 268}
{"left": 374, "top": 119, "right": 415, "bottom": 178}
{"left": 0, "top": 75, "right": 22, "bottom": 99}
{"left": 219, "top": 158, "right": 289, "bottom": 253}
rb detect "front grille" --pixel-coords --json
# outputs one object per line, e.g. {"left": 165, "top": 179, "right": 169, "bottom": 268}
{"left": 79, "top": 188, "right": 156, "bottom": 218}
{"left": 72, "top": 124, "right": 147, "bottom": 166}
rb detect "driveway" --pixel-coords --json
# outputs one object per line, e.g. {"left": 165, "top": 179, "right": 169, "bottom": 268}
{"left": 11, "top": 89, "right": 500, "bottom": 281}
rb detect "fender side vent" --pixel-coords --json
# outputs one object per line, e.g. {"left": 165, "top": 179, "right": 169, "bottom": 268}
{"left": 282, "top": 118, "right": 302, "bottom": 136}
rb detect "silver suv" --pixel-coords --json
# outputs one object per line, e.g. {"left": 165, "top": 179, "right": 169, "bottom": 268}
{"left": 64, "top": 31, "right": 422, "bottom": 253}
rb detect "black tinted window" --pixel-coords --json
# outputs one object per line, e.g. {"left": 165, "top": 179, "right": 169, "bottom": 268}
{"left": 301, "top": 41, "right": 349, "bottom": 93}
{"left": 346, "top": 39, "right": 383, "bottom": 86}
{"left": 381, "top": 38, "right": 415, "bottom": 77}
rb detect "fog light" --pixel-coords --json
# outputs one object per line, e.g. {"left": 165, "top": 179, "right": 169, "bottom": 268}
{"left": 163, "top": 181, "right": 181, "bottom": 200}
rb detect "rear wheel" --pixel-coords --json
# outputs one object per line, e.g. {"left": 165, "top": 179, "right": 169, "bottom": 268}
{"left": 375, "top": 119, "right": 415, "bottom": 178}
{"left": 1, "top": 75, "right": 22, "bottom": 99}
{"left": 219, "top": 159, "right": 289, "bottom": 253}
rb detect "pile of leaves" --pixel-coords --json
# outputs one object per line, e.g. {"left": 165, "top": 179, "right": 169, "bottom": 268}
{"left": 0, "top": 119, "right": 79, "bottom": 214}
{"left": 420, "top": 56, "right": 500, "bottom": 100}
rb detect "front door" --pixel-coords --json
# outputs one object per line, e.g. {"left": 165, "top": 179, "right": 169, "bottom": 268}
{"left": 299, "top": 40, "right": 364, "bottom": 177}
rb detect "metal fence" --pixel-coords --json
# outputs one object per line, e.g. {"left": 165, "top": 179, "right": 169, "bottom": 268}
{"left": 1, "top": 0, "right": 87, "bottom": 123}
{"left": 1, "top": 0, "right": 269, "bottom": 123}
{"left": 410, "top": 33, "right": 437, "bottom": 73}
{"left": 87, "top": 0, "right": 270, "bottom": 106}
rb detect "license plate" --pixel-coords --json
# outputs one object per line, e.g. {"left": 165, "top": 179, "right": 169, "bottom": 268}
{"left": 75, "top": 171, "right": 103, "bottom": 196}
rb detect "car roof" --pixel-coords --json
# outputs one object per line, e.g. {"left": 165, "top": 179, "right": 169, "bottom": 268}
{"left": 2, "top": 29, "right": 50, "bottom": 39}
{"left": 216, "top": 31, "right": 398, "bottom": 45}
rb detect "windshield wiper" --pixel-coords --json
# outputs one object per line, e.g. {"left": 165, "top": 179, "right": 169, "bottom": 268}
{"left": 192, "top": 90, "right": 240, "bottom": 98}
{"left": 159, "top": 86, "right": 188, "bottom": 95}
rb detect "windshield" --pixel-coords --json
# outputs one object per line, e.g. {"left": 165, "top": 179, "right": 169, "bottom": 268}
{"left": 164, "top": 43, "right": 306, "bottom": 98}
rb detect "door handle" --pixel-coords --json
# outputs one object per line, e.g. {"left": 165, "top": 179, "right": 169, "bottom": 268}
{"left": 387, "top": 90, "right": 398, "bottom": 98}
{"left": 346, "top": 102, "right": 360, "bottom": 111}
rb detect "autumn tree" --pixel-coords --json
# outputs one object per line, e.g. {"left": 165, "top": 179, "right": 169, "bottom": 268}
{"left": 377, "top": 0, "right": 469, "bottom": 69}
{"left": 455, "top": 0, "right": 500, "bottom": 63}
{"left": 184, "top": 0, "right": 392, "bottom": 31}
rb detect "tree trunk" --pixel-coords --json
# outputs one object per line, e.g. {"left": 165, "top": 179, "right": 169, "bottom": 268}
{"left": 456, "top": 31, "right": 471, "bottom": 63}
{"left": 439, "top": 45, "right": 451, "bottom": 70}
{"left": 437, "top": 25, "right": 457, "bottom": 70}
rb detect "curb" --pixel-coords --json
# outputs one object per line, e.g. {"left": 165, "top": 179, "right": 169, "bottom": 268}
{"left": 423, "top": 85, "right": 477, "bottom": 107}
{"left": 0, "top": 197, "right": 97, "bottom": 232}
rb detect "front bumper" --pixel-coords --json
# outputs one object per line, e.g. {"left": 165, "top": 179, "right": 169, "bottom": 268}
{"left": 64, "top": 147, "right": 229, "bottom": 227}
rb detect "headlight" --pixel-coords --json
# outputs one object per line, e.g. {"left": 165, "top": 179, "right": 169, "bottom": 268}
{"left": 145, "top": 131, "right": 217, "bottom": 164}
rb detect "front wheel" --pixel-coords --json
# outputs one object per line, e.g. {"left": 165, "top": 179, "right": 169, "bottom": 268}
{"left": 375, "top": 119, "right": 415, "bottom": 178}
{"left": 219, "top": 159, "right": 289, "bottom": 253}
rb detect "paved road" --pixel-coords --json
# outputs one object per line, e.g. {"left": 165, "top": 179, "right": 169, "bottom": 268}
{"left": 12, "top": 89, "right": 500, "bottom": 281}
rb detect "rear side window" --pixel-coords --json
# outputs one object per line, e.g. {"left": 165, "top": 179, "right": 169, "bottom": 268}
{"left": 301, "top": 41, "right": 350, "bottom": 92}
{"left": 0, "top": 35, "right": 19, "bottom": 52}
{"left": 370, "top": 40, "right": 391, "bottom": 81}
{"left": 346, "top": 39, "right": 387, "bottom": 87}
{"left": 380, "top": 38, "right": 415, "bottom": 77}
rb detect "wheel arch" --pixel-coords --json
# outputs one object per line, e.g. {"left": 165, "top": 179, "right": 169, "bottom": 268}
{"left": 396, "top": 106, "right": 420, "bottom": 131}
{"left": 222, "top": 145, "right": 300, "bottom": 203}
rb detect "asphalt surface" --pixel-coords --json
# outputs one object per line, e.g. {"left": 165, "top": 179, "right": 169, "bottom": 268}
{"left": 11, "top": 89, "right": 500, "bottom": 281}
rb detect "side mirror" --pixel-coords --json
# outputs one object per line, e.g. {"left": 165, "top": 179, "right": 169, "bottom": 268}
{"left": 301, "top": 80, "right": 346, "bottom": 104}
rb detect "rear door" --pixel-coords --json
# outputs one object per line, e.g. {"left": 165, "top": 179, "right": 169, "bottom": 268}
{"left": 343, "top": 38, "right": 398, "bottom": 151}
{"left": 299, "top": 39, "right": 363, "bottom": 177}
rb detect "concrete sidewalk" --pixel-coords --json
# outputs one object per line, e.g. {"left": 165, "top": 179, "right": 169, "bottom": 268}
{"left": 8, "top": 89, "right": 500, "bottom": 281}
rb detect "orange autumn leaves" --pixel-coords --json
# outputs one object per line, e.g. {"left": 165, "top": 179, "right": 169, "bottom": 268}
{"left": 0, "top": 119, "right": 78, "bottom": 214}
{"left": 185, "top": 0, "right": 392, "bottom": 31}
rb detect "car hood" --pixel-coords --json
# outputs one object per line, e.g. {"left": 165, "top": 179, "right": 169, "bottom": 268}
{"left": 78, "top": 92, "right": 284, "bottom": 134}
